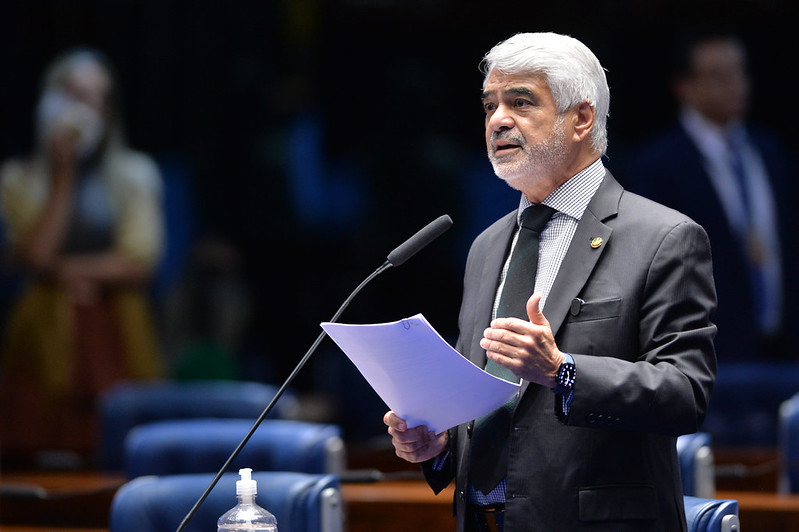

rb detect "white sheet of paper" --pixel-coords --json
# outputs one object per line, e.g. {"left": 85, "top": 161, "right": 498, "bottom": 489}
{"left": 321, "top": 313, "right": 519, "bottom": 434}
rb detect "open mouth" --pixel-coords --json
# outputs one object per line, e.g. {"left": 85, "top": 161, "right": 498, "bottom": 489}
{"left": 494, "top": 141, "right": 521, "bottom": 154}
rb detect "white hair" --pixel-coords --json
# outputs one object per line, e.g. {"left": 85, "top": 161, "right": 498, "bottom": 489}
{"left": 481, "top": 32, "right": 610, "bottom": 154}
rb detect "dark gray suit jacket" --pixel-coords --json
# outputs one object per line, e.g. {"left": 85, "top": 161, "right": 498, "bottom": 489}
{"left": 424, "top": 171, "right": 717, "bottom": 531}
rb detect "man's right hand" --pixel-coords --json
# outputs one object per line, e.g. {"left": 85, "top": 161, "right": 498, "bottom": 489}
{"left": 383, "top": 410, "right": 448, "bottom": 463}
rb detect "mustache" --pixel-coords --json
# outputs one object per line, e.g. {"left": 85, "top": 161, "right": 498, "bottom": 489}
{"left": 490, "top": 131, "right": 525, "bottom": 149}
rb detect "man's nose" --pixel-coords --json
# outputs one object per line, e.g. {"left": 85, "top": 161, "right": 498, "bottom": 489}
{"left": 488, "top": 104, "right": 515, "bottom": 131}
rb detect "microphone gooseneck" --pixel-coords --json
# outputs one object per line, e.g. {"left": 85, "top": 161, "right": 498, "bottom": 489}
{"left": 176, "top": 214, "right": 453, "bottom": 532}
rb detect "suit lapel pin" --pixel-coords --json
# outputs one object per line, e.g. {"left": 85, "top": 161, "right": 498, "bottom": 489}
{"left": 590, "top": 236, "right": 603, "bottom": 249}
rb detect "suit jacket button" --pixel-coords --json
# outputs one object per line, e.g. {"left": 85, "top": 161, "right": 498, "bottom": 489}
{"left": 458, "top": 490, "right": 465, "bottom": 502}
{"left": 467, "top": 422, "right": 474, "bottom": 437}
{"left": 587, "top": 413, "right": 596, "bottom": 424}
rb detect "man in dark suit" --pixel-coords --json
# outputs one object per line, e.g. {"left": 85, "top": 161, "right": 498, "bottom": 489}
{"left": 621, "top": 30, "right": 796, "bottom": 362}
{"left": 383, "top": 32, "right": 717, "bottom": 531}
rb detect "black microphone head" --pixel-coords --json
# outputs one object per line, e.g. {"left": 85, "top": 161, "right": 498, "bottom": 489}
{"left": 386, "top": 214, "right": 453, "bottom": 267}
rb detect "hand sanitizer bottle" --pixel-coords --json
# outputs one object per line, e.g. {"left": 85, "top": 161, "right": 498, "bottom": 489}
{"left": 217, "top": 468, "right": 278, "bottom": 531}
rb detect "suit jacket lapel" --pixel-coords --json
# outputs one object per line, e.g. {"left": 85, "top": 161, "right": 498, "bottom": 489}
{"left": 544, "top": 172, "right": 622, "bottom": 334}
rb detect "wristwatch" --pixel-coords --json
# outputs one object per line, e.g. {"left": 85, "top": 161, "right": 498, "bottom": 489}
{"left": 553, "top": 353, "right": 576, "bottom": 396}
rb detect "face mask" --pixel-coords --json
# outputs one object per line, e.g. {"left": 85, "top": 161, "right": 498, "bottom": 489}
{"left": 36, "top": 88, "right": 105, "bottom": 160}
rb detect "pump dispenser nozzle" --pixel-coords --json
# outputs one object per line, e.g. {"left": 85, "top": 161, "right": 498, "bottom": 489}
{"left": 218, "top": 468, "right": 277, "bottom": 531}
{"left": 236, "top": 468, "right": 257, "bottom": 496}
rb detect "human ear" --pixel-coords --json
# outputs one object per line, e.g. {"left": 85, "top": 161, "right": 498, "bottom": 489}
{"left": 571, "top": 101, "right": 595, "bottom": 143}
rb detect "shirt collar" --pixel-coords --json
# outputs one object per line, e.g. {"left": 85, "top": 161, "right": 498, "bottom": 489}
{"left": 679, "top": 106, "right": 747, "bottom": 156}
{"left": 517, "top": 157, "right": 605, "bottom": 223}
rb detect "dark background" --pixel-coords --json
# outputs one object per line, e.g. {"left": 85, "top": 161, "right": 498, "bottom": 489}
{"left": 1, "top": 0, "right": 796, "bottom": 440}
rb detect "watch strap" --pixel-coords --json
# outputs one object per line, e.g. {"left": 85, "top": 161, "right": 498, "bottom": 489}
{"left": 553, "top": 353, "right": 576, "bottom": 396}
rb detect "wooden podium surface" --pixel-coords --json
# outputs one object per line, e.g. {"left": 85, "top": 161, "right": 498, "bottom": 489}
{"left": 342, "top": 479, "right": 454, "bottom": 532}
{"left": 716, "top": 490, "right": 799, "bottom": 532}
{"left": 4, "top": 470, "right": 799, "bottom": 531}
{"left": 0, "top": 470, "right": 123, "bottom": 528}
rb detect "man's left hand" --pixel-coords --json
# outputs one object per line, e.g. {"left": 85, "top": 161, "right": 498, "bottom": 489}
{"left": 480, "top": 293, "right": 566, "bottom": 388}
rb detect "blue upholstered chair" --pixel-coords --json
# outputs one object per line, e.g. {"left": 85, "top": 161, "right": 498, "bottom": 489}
{"left": 123, "top": 419, "right": 346, "bottom": 479}
{"left": 676, "top": 432, "right": 715, "bottom": 498}
{"left": 702, "top": 362, "right": 799, "bottom": 447}
{"left": 683, "top": 496, "right": 739, "bottom": 532}
{"left": 779, "top": 392, "right": 799, "bottom": 493}
{"left": 109, "top": 471, "right": 342, "bottom": 532}
{"left": 99, "top": 380, "right": 297, "bottom": 470}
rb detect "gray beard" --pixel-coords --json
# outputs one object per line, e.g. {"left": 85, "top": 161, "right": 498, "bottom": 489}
{"left": 488, "top": 116, "right": 568, "bottom": 191}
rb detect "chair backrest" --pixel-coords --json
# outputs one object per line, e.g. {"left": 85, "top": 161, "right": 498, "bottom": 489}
{"left": 779, "top": 392, "right": 799, "bottom": 493}
{"left": 702, "top": 362, "right": 799, "bottom": 447}
{"left": 109, "top": 471, "right": 342, "bottom": 532}
{"left": 683, "top": 496, "right": 740, "bottom": 532}
{"left": 123, "top": 419, "right": 346, "bottom": 479}
{"left": 99, "top": 380, "right": 297, "bottom": 470}
{"left": 676, "top": 432, "right": 715, "bottom": 498}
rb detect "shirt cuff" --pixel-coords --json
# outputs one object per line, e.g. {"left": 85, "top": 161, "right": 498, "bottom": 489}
{"left": 431, "top": 450, "right": 451, "bottom": 471}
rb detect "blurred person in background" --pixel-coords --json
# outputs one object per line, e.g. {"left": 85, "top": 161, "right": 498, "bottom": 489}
{"left": 622, "top": 28, "right": 797, "bottom": 363}
{"left": 0, "top": 48, "right": 165, "bottom": 466}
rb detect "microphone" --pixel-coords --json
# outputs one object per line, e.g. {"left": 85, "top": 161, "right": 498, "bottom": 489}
{"left": 386, "top": 214, "right": 453, "bottom": 267}
{"left": 176, "top": 214, "right": 453, "bottom": 532}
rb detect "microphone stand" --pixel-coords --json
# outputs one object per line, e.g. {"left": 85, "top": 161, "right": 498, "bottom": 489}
{"left": 175, "top": 260, "right": 393, "bottom": 532}
{"left": 176, "top": 214, "right": 451, "bottom": 531}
